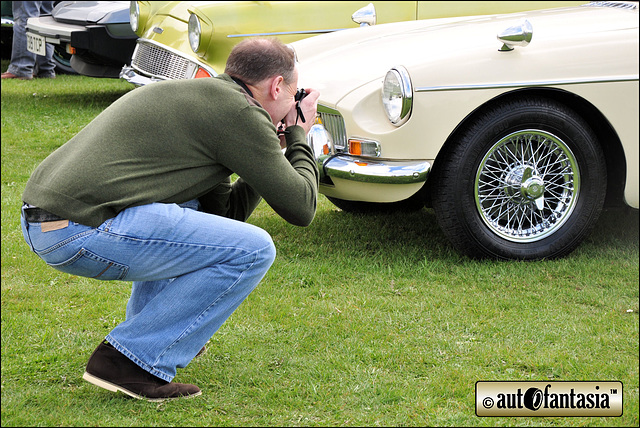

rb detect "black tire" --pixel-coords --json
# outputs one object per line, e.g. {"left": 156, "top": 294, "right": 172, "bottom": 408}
{"left": 431, "top": 96, "right": 606, "bottom": 260}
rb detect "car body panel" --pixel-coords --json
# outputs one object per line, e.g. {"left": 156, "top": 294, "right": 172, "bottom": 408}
{"left": 296, "top": 6, "right": 637, "bottom": 105}
{"left": 52, "top": 0, "right": 131, "bottom": 24}
{"left": 124, "top": 1, "right": 582, "bottom": 84}
{"left": 292, "top": 4, "right": 639, "bottom": 208}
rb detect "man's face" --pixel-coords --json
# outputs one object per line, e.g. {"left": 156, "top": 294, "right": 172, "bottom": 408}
{"left": 275, "top": 67, "right": 299, "bottom": 126}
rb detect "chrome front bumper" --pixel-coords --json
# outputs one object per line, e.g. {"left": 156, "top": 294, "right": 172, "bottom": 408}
{"left": 308, "top": 121, "right": 431, "bottom": 185}
{"left": 120, "top": 64, "right": 165, "bottom": 86}
{"left": 320, "top": 155, "right": 431, "bottom": 185}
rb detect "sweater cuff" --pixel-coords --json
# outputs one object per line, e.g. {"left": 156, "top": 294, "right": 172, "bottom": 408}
{"left": 284, "top": 125, "right": 307, "bottom": 147}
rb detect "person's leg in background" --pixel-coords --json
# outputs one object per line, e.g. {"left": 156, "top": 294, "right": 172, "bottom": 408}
{"left": 4, "top": 1, "right": 56, "bottom": 80}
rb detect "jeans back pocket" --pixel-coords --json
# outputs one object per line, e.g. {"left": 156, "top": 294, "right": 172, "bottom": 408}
{"left": 48, "top": 248, "right": 129, "bottom": 280}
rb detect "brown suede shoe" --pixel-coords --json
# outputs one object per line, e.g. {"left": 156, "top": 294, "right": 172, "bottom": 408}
{"left": 1, "top": 72, "right": 33, "bottom": 80}
{"left": 195, "top": 344, "right": 207, "bottom": 358}
{"left": 83, "top": 341, "right": 201, "bottom": 402}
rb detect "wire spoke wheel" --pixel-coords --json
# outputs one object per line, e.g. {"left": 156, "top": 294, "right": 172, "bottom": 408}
{"left": 431, "top": 96, "right": 606, "bottom": 260}
{"left": 475, "top": 130, "right": 579, "bottom": 242}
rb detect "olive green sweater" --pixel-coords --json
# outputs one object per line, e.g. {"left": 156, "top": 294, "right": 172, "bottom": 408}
{"left": 22, "top": 75, "right": 318, "bottom": 227}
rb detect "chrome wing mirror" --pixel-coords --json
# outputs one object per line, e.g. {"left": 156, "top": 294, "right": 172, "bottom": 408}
{"left": 498, "top": 20, "right": 533, "bottom": 51}
{"left": 352, "top": 3, "right": 376, "bottom": 27}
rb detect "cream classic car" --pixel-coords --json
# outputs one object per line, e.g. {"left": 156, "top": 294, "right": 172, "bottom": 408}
{"left": 121, "top": 1, "right": 581, "bottom": 85}
{"left": 292, "top": 2, "right": 639, "bottom": 260}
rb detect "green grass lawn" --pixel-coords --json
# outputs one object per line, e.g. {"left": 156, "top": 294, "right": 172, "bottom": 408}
{"left": 1, "top": 62, "right": 638, "bottom": 426}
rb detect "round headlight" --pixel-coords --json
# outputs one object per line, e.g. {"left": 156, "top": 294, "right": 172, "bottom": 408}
{"left": 381, "top": 66, "right": 412, "bottom": 126}
{"left": 188, "top": 13, "right": 201, "bottom": 53}
{"left": 129, "top": 1, "right": 139, "bottom": 33}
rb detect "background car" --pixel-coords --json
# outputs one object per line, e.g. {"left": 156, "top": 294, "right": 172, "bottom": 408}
{"left": 1, "top": 0, "right": 76, "bottom": 73}
{"left": 290, "top": 2, "right": 639, "bottom": 260}
{"left": 122, "top": 1, "right": 582, "bottom": 86}
{"left": 24, "top": 0, "right": 137, "bottom": 77}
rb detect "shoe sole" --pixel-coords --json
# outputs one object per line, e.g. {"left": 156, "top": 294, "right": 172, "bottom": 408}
{"left": 83, "top": 371, "right": 202, "bottom": 402}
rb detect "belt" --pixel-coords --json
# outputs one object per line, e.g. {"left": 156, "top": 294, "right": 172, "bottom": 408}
{"left": 22, "top": 203, "right": 66, "bottom": 223}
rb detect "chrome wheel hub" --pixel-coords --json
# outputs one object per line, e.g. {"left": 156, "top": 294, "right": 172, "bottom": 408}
{"left": 503, "top": 165, "right": 546, "bottom": 211}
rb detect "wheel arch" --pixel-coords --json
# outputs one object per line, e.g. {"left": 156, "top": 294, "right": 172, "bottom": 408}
{"left": 429, "top": 87, "right": 627, "bottom": 208}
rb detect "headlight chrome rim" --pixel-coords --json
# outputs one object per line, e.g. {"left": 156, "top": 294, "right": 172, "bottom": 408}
{"left": 382, "top": 66, "right": 412, "bottom": 126}
{"left": 188, "top": 13, "right": 202, "bottom": 53}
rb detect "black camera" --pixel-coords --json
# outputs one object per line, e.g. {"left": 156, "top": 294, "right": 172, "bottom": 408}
{"left": 294, "top": 88, "right": 307, "bottom": 123}
{"left": 295, "top": 88, "right": 307, "bottom": 102}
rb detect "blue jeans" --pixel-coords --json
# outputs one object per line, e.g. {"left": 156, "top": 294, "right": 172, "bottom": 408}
{"left": 8, "top": 1, "right": 56, "bottom": 78}
{"left": 21, "top": 201, "right": 276, "bottom": 382}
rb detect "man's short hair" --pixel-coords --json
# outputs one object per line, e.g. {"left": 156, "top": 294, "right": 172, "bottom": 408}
{"left": 225, "top": 38, "right": 296, "bottom": 86}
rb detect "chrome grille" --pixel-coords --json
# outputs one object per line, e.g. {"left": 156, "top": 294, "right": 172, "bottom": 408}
{"left": 318, "top": 109, "right": 347, "bottom": 151}
{"left": 131, "top": 40, "right": 197, "bottom": 80}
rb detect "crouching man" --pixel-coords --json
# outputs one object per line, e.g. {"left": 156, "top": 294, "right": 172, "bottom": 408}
{"left": 20, "top": 38, "right": 319, "bottom": 401}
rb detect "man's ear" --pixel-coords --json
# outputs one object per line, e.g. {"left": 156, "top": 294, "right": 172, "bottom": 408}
{"left": 269, "top": 75, "right": 284, "bottom": 100}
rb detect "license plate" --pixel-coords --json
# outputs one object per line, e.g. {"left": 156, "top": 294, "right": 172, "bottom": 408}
{"left": 26, "top": 32, "right": 47, "bottom": 56}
